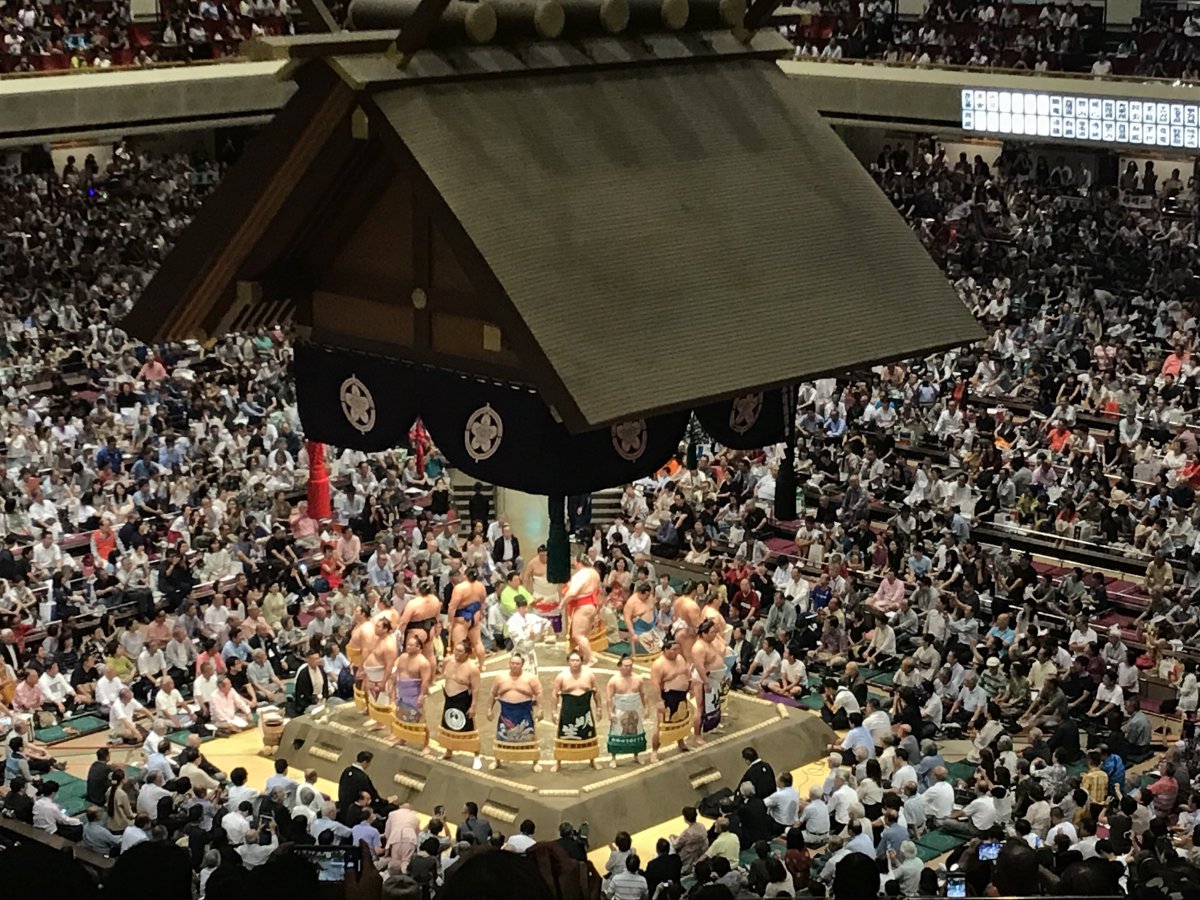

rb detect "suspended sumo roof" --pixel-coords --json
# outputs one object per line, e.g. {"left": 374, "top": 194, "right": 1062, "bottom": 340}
{"left": 123, "top": 7, "right": 980, "bottom": 492}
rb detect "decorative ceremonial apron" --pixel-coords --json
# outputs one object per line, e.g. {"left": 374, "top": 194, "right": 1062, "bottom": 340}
{"left": 497, "top": 699, "right": 536, "bottom": 744}
{"left": 531, "top": 576, "right": 558, "bottom": 614}
{"left": 662, "top": 689, "right": 689, "bottom": 723}
{"left": 441, "top": 688, "right": 474, "bottom": 733}
{"left": 394, "top": 678, "right": 424, "bottom": 723}
{"left": 607, "top": 693, "right": 647, "bottom": 756}
{"left": 633, "top": 617, "right": 663, "bottom": 653}
{"left": 363, "top": 665, "right": 387, "bottom": 702}
{"left": 702, "top": 670, "right": 723, "bottom": 732}
{"left": 556, "top": 690, "right": 596, "bottom": 740}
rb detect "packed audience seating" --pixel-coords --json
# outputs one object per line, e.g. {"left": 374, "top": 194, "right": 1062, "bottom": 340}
{"left": 3, "top": 130, "right": 1200, "bottom": 896}
{"left": 4, "top": 0, "right": 1200, "bottom": 78}
{"left": 0, "top": 0, "right": 297, "bottom": 73}
{"left": 785, "top": 0, "right": 1200, "bottom": 78}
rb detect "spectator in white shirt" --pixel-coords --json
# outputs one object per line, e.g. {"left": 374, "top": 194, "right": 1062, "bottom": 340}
{"left": 503, "top": 819, "right": 539, "bottom": 854}
{"left": 891, "top": 748, "right": 918, "bottom": 791}
{"left": 1045, "top": 806, "right": 1078, "bottom": 846}
{"left": 38, "top": 661, "right": 82, "bottom": 715}
{"left": 136, "top": 770, "right": 172, "bottom": 818}
{"left": 120, "top": 814, "right": 152, "bottom": 853}
{"left": 861, "top": 697, "right": 892, "bottom": 745}
{"left": 940, "top": 782, "right": 996, "bottom": 836}
{"left": 135, "top": 640, "right": 167, "bottom": 696}
{"left": 626, "top": 522, "right": 651, "bottom": 557}
{"left": 828, "top": 769, "right": 858, "bottom": 831}
{"left": 306, "top": 606, "right": 334, "bottom": 640}
{"left": 109, "top": 688, "right": 149, "bottom": 743}
{"left": 145, "top": 739, "right": 176, "bottom": 784}
{"left": 222, "top": 802, "right": 254, "bottom": 845}
{"left": 156, "top": 676, "right": 194, "bottom": 728}
{"left": 1085, "top": 669, "right": 1124, "bottom": 725}
{"left": 765, "top": 645, "right": 807, "bottom": 698}
{"left": 226, "top": 766, "right": 260, "bottom": 807}
{"left": 193, "top": 660, "right": 220, "bottom": 716}
{"left": 33, "top": 781, "right": 82, "bottom": 838}
{"left": 797, "top": 784, "right": 831, "bottom": 845}
{"left": 922, "top": 767, "right": 955, "bottom": 822}
{"left": 781, "top": 567, "right": 810, "bottom": 611}
{"left": 30, "top": 530, "right": 63, "bottom": 577}
{"left": 1068, "top": 614, "right": 1098, "bottom": 654}
{"left": 203, "top": 596, "right": 230, "bottom": 638}
{"left": 606, "top": 854, "right": 649, "bottom": 900}
{"left": 743, "top": 637, "right": 783, "bottom": 692}
{"left": 94, "top": 664, "right": 125, "bottom": 713}
{"left": 764, "top": 772, "right": 800, "bottom": 835}
{"left": 165, "top": 627, "right": 197, "bottom": 681}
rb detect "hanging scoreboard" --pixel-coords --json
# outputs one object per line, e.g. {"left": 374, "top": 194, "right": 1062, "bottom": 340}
{"left": 960, "top": 88, "right": 1199, "bottom": 149}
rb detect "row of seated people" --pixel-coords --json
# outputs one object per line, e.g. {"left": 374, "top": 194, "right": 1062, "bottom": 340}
{"left": 0, "top": 1, "right": 294, "bottom": 71}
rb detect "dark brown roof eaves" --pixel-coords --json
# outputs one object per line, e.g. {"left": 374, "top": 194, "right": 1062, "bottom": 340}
{"left": 369, "top": 58, "right": 981, "bottom": 428}
{"left": 122, "top": 62, "right": 355, "bottom": 344}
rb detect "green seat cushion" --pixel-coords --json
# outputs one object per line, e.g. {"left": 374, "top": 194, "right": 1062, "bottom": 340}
{"left": 167, "top": 729, "right": 215, "bottom": 746}
{"left": 946, "top": 761, "right": 978, "bottom": 783}
{"left": 43, "top": 772, "right": 89, "bottom": 814}
{"left": 34, "top": 714, "right": 108, "bottom": 745}
{"left": 917, "top": 829, "right": 968, "bottom": 855}
{"left": 917, "top": 842, "right": 951, "bottom": 862}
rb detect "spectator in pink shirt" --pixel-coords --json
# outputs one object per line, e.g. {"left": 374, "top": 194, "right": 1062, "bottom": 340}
{"left": 289, "top": 500, "right": 320, "bottom": 550}
{"left": 13, "top": 669, "right": 45, "bottom": 714}
{"left": 868, "top": 569, "right": 906, "bottom": 615}
{"left": 209, "top": 677, "right": 253, "bottom": 733}
{"left": 1147, "top": 762, "right": 1179, "bottom": 817}
{"left": 1031, "top": 456, "right": 1059, "bottom": 489}
{"left": 138, "top": 354, "right": 168, "bottom": 382}
{"left": 1161, "top": 345, "right": 1187, "bottom": 379}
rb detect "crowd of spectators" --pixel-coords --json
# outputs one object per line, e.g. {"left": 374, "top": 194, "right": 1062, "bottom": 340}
{"left": 5, "top": 102, "right": 1200, "bottom": 898}
{"left": 785, "top": 0, "right": 1200, "bottom": 80}
{"left": 0, "top": 0, "right": 297, "bottom": 73}
{"left": 547, "top": 133, "right": 1200, "bottom": 894}
{"left": 787, "top": 0, "right": 1095, "bottom": 72}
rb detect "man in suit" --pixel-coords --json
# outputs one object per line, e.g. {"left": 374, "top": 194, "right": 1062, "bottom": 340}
{"left": 645, "top": 838, "right": 682, "bottom": 897}
{"left": 0, "top": 628, "right": 22, "bottom": 673}
{"left": 490, "top": 524, "right": 521, "bottom": 575}
{"left": 734, "top": 781, "right": 775, "bottom": 848}
{"left": 738, "top": 747, "right": 776, "bottom": 802}
{"left": 291, "top": 649, "right": 330, "bottom": 715}
{"left": 0, "top": 536, "right": 16, "bottom": 581}
{"left": 337, "top": 750, "right": 397, "bottom": 820}
{"left": 468, "top": 484, "right": 491, "bottom": 531}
